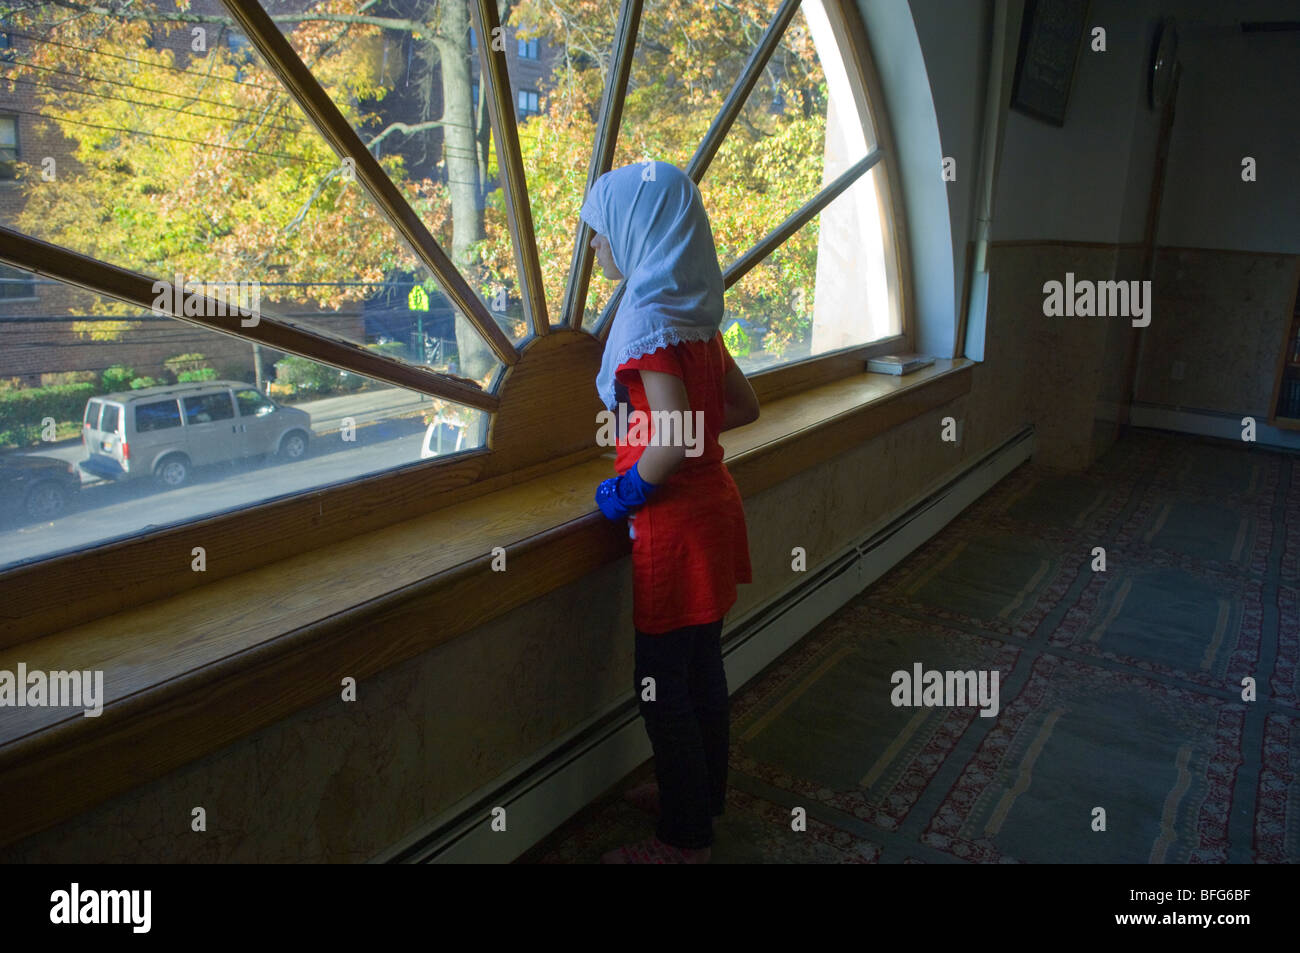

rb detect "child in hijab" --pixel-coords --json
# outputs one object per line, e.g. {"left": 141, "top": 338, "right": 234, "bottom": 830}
{"left": 581, "top": 160, "right": 760, "bottom": 864}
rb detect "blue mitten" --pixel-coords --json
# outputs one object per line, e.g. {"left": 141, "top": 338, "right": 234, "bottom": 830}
{"left": 595, "top": 461, "right": 659, "bottom": 520}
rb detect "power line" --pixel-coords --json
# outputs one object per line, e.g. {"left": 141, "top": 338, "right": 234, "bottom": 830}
{"left": 1, "top": 73, "right": 310, "bottom": 136}
{"left": 4, "top": 28, "right": 283, "bottom": 92}
{"left": 0, "top": 56, "right": 301, "bottom": 125}
{"left": 1, "top": 105, "right": 331, "bottom": 165}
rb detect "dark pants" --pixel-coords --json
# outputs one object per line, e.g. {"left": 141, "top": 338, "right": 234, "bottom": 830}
{"left": 634, "top": 618, "right": 730, "bottom": 849}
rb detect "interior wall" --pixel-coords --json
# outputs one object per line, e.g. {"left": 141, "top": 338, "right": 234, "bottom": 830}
{"left": 1132, "top": 1, "right": 1300, "bottom": 417}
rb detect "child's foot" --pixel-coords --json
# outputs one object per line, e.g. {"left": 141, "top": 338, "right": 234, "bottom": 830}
{"left": 601, "top": 836, "right": 711, "bottom": 864}
{"left": 623, "top": 780, "right": 661, "bottom": 815}
{"left": 623, "top": 780, "right": 725, "bottom": 819}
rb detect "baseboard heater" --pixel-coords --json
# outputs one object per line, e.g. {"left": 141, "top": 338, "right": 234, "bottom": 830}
{"left": 380, "top": 425, "right": 1036, "bottom": 864}
{"left": 1128, "top": 403, "right": 1300, "bottom": 452}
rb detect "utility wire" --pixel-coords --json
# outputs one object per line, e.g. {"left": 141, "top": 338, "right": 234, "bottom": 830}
{"left": 4, "top": 28, "right": 283, "bottom": 92}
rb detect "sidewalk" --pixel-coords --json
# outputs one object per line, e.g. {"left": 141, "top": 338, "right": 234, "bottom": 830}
{"left": 286, "top": 386, "right": 432, "bottom": 435}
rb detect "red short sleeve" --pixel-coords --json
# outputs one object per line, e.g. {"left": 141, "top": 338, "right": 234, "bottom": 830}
{"left": 616, "top": 344, "right": 685, "bottom": 382}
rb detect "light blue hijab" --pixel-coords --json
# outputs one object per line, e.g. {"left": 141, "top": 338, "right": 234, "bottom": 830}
{"left": 579, "top": 160, "right": 724, "bottom": 411}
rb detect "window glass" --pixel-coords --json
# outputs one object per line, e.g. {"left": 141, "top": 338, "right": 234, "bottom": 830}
{"left": 100, "top": 403, "right": 121, "bottom": 434}
{"left": 235, "top": 388, "right": 275, "bottom": 417}
{"left": 257, "top": 0, "right": 529, "bottom": 364}
{"left": 0, "top": 1, "right": 504, "bottom": 389}
{"left": 0, "top": 114, "right": 16, "bottom": 179}
{"left": 581, "top": 0, "right": 899, "bottom": 369}
{"left": 0, "top": 278, "right": 486, "bottom": 572}
{"left": 505, "top": 0, "right": 619, "bottom": 327}
{"left": 723, "top": 167, "right": 899, "bottom": 372}
{"left": 183, "top": 392, "right": 236, "bottom": 423}
{"left": 136, "top": 399, "right": 183, "bottom": 432}
{"left": 0, "top": 263, "right": 35, "bottom": 299}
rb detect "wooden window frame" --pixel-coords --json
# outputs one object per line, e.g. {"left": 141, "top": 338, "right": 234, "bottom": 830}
{"left": 0, "top": 0, "right": 917, "bottom": 648}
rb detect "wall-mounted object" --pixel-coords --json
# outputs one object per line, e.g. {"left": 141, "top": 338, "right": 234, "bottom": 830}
{"left": 1009, "top": 0, "right": 1090, "bottom": 126}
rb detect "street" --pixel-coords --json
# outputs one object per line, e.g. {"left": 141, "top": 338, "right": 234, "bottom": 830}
{"left": 0, "top": 388, "right": 454, "bottom": 570}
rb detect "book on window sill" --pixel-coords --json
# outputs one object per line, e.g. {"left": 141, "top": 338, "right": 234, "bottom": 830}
{"left": 867, "top": 353, "right": 935, "bottom": 375}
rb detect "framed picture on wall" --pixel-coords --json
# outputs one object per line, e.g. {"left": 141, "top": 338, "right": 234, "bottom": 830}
{"left": 1010, "top": 0, "right": 1091, "bottom": 126}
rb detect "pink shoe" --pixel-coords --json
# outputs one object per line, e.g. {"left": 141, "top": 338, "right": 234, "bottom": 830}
{"left": 601, "top": 836, "right": 711, "bottom": 864}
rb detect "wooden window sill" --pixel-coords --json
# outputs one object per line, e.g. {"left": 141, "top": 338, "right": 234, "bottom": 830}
{"left": 0, "top": 359, "right": 971, "bottom": 848}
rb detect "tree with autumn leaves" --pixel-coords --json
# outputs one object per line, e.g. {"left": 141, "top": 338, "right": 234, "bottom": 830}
{"left": 6, "top": 0, "right": 830, "bottom": 409}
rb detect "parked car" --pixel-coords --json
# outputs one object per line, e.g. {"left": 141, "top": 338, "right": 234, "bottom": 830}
{"left": 0, "top": 453, "right": 81, "bottom": 523}
{"left": 80, "top": 381, "right": 313, "bottom": 489}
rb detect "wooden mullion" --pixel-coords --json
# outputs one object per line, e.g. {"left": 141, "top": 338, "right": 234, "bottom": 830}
{"left": 472, "top": 0, "right": 549, "bottom": 336}
{"left": 0, "top": 227, "right": 498, "bottom": 412}
{"left": 559, "top": 0, "right": 643, "bottom": 330}
{"left": 220, "top": 0, "right": 519, "bottom": 368}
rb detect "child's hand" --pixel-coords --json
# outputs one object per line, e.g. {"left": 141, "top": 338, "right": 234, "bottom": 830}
{"left": 595, "top": 462, "right": 659, "bottom": 520}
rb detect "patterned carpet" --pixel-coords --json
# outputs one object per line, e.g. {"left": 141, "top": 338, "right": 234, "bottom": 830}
{"left": 526, "top": 430, "right": 1299, "bottom": 863}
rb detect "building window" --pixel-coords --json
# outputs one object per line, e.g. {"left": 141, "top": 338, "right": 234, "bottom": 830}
{"left": 0, "top": 26, "right": 13, "bottom": 62}
{"left": 0, "top": 263, "right": 36, "bottom": 299}
{"left": 0, "top": 115, "right": 17, "bottom": 179}
{"left": 517, "top": 89, "right": 539, "bottom": 116}
{"left": 517, "top": 37, "right": 539, "bottom": 59}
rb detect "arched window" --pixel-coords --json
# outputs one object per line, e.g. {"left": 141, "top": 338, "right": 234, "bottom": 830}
{"left": 0, "top": 0, "right": 909, "bottom": 619}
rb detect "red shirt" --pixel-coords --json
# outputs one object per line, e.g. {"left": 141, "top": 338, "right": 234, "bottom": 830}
{"left": 613, "top": 332, "right": 752, "bottom": 633}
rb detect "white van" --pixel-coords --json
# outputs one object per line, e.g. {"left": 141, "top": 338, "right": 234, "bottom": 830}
{"left": 81, "top": 381, "right": 312, "bottom": 488}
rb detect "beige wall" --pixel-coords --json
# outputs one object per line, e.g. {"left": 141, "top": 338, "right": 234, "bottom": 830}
{"left": 1133, "top": 248, "right": 1298, "bottom": 418}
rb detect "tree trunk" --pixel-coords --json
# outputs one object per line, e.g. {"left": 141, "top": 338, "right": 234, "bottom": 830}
{"left": 431, "top": 0, "right": 495, "bottom": 382}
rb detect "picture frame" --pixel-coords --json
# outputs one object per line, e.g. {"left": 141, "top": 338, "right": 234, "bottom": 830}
{"left": 1010, "top": 0, "right": 1091, "bottom": 127}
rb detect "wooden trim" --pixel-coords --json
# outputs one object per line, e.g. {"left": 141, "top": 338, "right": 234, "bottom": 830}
{"left": 722, "top": 150, "right": 884, "bottom": 289}
{"left": 0, "top": 228, "right": 498, "bottom": 413}
{"left": 220, "top": 0, "right": 519, "bottom": 368}
{"left": 748, "top": 335, "right": 907, "bottom": 405}
{"left": 559, "top": 0, "right": 643, "bottom": 330}
{"left": 0, "top": 361, "right": 973, "bottom": 849}
{"left": 685, "top": 0, "right": 803, "bottom": 181}
{"left": 955, "top": 240, "right": 974, "bottom": 358}
{"left": 473, "top": 0, "right": 550, "bottom": 335}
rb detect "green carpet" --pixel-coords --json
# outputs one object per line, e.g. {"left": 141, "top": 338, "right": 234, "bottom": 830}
{"left": 529, "top": 430, "right": 1298, "bottom": 863}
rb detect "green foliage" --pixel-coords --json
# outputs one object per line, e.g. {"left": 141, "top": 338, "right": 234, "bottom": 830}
{"left": 176, "top": 368, "right": 218, "bottom": 383}
{"left": 274, "top": 355, "right": 363, "bottom": 396}
{"left": 722, "top": 321, "right": 752, "bottom": 358}
{"left": 101, "top": 364, "right": 137, "bottom": 393}
{"left": 130, "top": 377, "right": 162, "bottom": 390}
{"left": 0, "top": 382, "right": 96, "bottom": 447}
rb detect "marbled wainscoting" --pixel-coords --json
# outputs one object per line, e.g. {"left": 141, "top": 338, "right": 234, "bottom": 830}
{"left": 984, "top": 242, "right": 1140, "bottom": 470}
{"left": 1133, "top": 248, "right": 1299, "bottom": 417}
